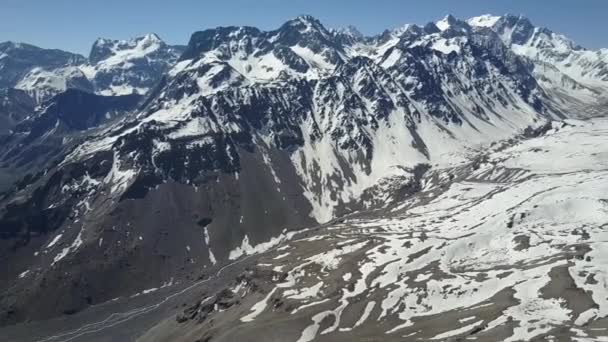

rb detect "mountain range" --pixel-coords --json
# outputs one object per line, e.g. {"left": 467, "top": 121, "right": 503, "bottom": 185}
{"left": 0, "top": 13, "right": 607, "bottom": 342}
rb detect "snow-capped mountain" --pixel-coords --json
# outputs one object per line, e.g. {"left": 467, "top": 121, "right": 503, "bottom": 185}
{"left": 0, "top": 13, "right": 607, "bottom": 342}
{"left": 468, "top": 14, "right": 608, "bottom": 115}
{"left": 82, "top": 33, "right": 185, "bottom": 95}
{"left": 0, "top": 41, "right": 86, "bottom": 89}
{"left": 0, "top": 34, "right": 184, "bottom": 106}
{"left": 15, "top": 66, "right": 94, "bottom": 104}
{"left": 60, "top": 14, "right": 549, "bottom": 225}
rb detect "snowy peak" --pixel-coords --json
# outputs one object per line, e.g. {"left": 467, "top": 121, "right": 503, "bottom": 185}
{"left": 467, "top": 14, "right": 501, "bottom": 28}
{"left": 334, "top": 25, "right": 364, "bottom": 40}
{"left": 490, "top": 13, "right": 579, "bottom": 53}
{"left": 274, "top": 15, "right": 338, "bottom": 50}
{"left": 0, "top": 34, "right": 183, "bottom": 101}
{"left": 472, "top": 14, "right": 608, "bottom": 94}
{"left": 0, "top": 41, "right": 84, "bottom": 62}
{"left": 180, "top": 26, "right": 265, "bottom": 61}
{"left": 435, "top": 14, "right": 470, "bottom": 33}
{"left": 332, "top": 25, "right": 365, "bottom": 45}
{"left": 281, "top": 15, "right": 328, "bottom": 34}
{"left": 0, "top": 41, "right": 86, "bottom": 88}
{"left": 15, "top": 66, "right": 93, "bottom": 103}
{"left": 386, "top": 24, "right": 428, "bottom": 40}
{"left": 84, "top": 33, "right": 184, "bottom": 95}
{"left": 436, "top": 14, "right": 456, "bottom": 31}
{"left": 178, "top": 17, "right": 348, "bottom": 84}
{"left": 88, "top": 33, "right": 167, "bottom": 64}
{"left": 492, "top": 14, "right": 538, "bottom": 46}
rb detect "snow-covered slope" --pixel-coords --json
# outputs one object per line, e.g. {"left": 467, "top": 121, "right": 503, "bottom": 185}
{"left": 0, "top": 41, "right": 86, "bottom": 89}
{"left": 152, "top": 117, "right": 608, "bottom": 342}
{"left": 15, "top": 66, "right": 93, "bottom": 103}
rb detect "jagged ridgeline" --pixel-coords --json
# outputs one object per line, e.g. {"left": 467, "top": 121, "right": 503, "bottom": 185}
{"left": 0, "top": 13, "right": 607, "bottom": 341}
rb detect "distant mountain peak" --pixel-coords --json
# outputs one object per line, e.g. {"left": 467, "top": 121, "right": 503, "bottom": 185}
{"left": 83, "top": 32, "right": 183, "bottom": 95}
{"left": 294, "top": 14, "right": 321, "bottom": 24}
{"left": 281, "top": 14, "right": 330, "bottom": 35}
{"left": 436, "top": 14, "right": 457, "bottom": 31}
{"left": 391, "top": 24, "right": 416, "bottom": 37}
{"left": 0, "top": 41, "right": 25, "bottom": 50}
{"left": 467, "top": 14, "right": 501, "bottom": 28}
{"left": 88, "top": 33, "right": 169, "bottom": 64}
{"left": 334, "top": 25, "right": 364, "bottom": 39}
{"left": 422, "top": 22, "right": 440, "bottom": 34}
{"left": 436, "top": 14, "right": 471, "bottom": 33}
{"left": 138, "top": 32, "right": 163, "bottom": 42}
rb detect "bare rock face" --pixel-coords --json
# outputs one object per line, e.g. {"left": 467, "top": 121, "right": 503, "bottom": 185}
{"left": 0, "top": 88, "right": 34, "bottom": 135}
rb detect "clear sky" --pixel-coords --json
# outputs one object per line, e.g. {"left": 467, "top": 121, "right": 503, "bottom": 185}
{"left": 1, "top": 0, "right": 607, "bottom": 56}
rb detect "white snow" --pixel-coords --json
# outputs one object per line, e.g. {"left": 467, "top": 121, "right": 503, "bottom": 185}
{"left": 467, "top": 15, "right": 501, "bottom": 28}
{"left": 142, "top": 287, "right": 158, "bottom": 295}
{"left": 203, "top": 227, "right": 211, "bottom": 245}
{"left": 52, "top": 227, "right": 86, "bottom": 266}
{"left": 208, "top": 249, "right": 217, "bottom": 265}
{"left": 240, "top": 287, "right": 277, "bottom": 322}
{"left": 46, "top": 234, "right": 63, "bottom": 248}
{"left": 228, "top": 230, "right": 302, "bottom": 260}
{"left": 82, "top": 33, "right": 175, "bottom": 96}
{"left": 273, "top": 252, "right": 290, "bottom": 260}
{"left": 15, "top": 66, "right": 88, "bottom": 103}
{"left": 103, "top": 151, "right": 137, "bottom": 195}
{"left": 436, "top": 16, "right": 452, "bottom": 31}
{"left": 238, "top": 117, "right": 608, "bottom": 340}
{"left": 352, "top": 301, "right": 375, "bottom": 329}
{"left": 52, "top": 247, "right": 70, "bottom": 265}
{"left": 431, "top": 320, "right": 484, "bottom": 340}
{"left": 291, "top": 45, "right": 336, "bottom": 74}
{"left": 431, "top": 38, "right": 461, "bottom": 54}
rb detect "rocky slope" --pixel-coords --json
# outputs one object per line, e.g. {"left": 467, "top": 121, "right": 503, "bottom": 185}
{"left": 0, "top": 13, "right": 607, "bottom": 342}
{"left": 0, "top": 89, "right": 142, "bottom": 194}
{"left": 0, "top": 88, "right": 35, "bottom": 135}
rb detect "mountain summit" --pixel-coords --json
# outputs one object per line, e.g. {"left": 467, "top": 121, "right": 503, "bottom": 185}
{"left": 84, "top": 33, "right": 185, "bottom": 95}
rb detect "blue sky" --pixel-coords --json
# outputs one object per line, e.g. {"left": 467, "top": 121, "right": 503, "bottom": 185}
{"left": 1, "top": 0, "right": 607, "bottom": 55}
